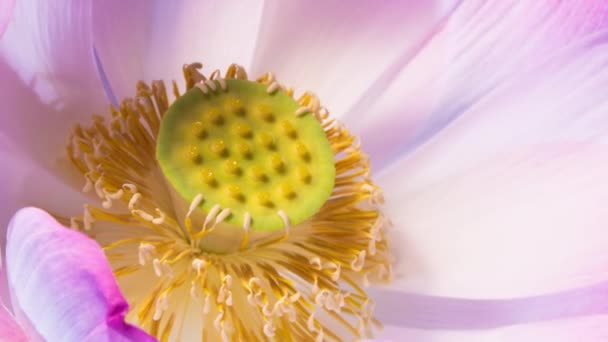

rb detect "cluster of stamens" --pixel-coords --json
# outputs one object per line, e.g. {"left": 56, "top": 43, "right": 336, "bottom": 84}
{"left": 63, "top": 62, "right": 391, "bottom": 341}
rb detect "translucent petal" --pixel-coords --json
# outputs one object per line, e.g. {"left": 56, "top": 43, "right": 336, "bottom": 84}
{"left": 382, "top": 143, "right": 608, "bottom": 298}
{"left": 92, "top": 0, "right": 265, "bottom": 100}
{"left": 355, "top": 0, "right": 608, "bottom": 169}
{"left": 250, "top": 0, "right": 458, "bottom": 119}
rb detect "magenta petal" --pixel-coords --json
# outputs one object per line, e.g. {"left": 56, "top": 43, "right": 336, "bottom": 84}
{"left": 0, "top": 305, "right": 27, "bottom": 342}
{"left": 5, "top": 207, "right": 155, "bottom": 342}
{"left": 0, "top": 0, "right": 14, "bottom": 38}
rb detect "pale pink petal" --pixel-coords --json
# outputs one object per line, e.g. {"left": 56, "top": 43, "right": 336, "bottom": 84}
{"left": 382, "top": 30, "right": 608, "bottom": 197}
{"left": 372, "top": 283, "right": 608, "bottom": 329}
{"left": 376, "top": 30, "right": 608, "bottom": 298}
{"left": 372, "top": 316, "right": 608, "bottom": 342}
{"left": 355, "top": 0, "right": 608, "bottom": 168}
{"left": 380, "top": 143, "right": 608, "bottom": 298}
{"left": 93, "top": 0, "right": 265, "bottom": 101}
{"left": 5, "top": 207, "right": 154, "bottom": 342}
{"left": 250, "top": 0, "right": 458, "bottom": 119}
{"left": 0, "top": 305, "right": 27, "bottom": 342}
{"left": 0, "top": 0, "right": 110, "bottom": 173}
{"left": 0, "top": 136, "right": 87, "bottom": 308}
{"left": 0, "top": 0, "right": 14, "bottom": 38}
{"left": 0, "top": 133, "right": 87, "bottom": 244}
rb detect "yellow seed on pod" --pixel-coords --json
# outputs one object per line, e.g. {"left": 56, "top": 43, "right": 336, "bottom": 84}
{"left": 201, "top": 168, "right": 217, "bottom": 186}
{"left": 207, "top": 107, "right": 224, "bottom": 125}
{"left": 211, "top": 139, "right": 227, "bottom": 157}
{"left": 256, "top": 104, "right": 274, "bottom": 122}
{"left": 192, "top": 121, "right": 207, "bottom": 139}
{"left": 257, "top": 191, "right": 272, "bottom": 207}
{"left": 236, "top": 142, "right": 252, "bottom": 158}
{"left": 297, "top": 165, "right": 311, "bottom": 183}
{"left": 270, "top": 153, "right": 285, "bottom": 172}
{"left": 224, "top": 159, "right": 241, "bottom": 175}
{"left": 250, "top": 165, "right": 267, "bottom": 182}
{"left": 295, "top": 142, "right": 310, "bottom": 160}
{"left": 188, "top": 145, "right": 202, "bottom": 164}
{"left": 258, "top": 132, "right": 275, "bottom": 150}
{"left": 226, "top": 96, "right": 245, "bottom": 116}
{"left": 281, "top": 120, "right": 297, "bottom": 138}
{"left": 280, "top": 183, "right": 296, "bottom": 199}
{"left": 227, "top": 184, "right": 243, "bottom": 200}
{"left": 234, "top": 123, "right": 252, "bottom": 138}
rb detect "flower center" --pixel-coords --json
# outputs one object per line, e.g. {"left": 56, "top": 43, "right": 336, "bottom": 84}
{"left": 157, "top": 77, "right": 335, "bottom": 236}
{"left": 62, "top": 63, "right": 392, "bottom": 341}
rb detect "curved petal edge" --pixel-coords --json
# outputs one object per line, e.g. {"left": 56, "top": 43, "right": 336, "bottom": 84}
{"left": 6, "top": 207, "right": 155, "bottom": 342}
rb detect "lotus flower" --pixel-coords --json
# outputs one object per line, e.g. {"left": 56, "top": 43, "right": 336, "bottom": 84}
{"left": 2, "top": 1, "right": 608, "bottom": 341}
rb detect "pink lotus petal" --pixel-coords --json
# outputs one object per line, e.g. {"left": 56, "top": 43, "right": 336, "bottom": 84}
{"left": 381, "top": 30, "right": 608, "bottom": 197}
{"left": 0, "top": 0, "right": 110, "bottom": 173}
{"left": 5, "top": 207, "right": 154, "bottom": 342}
{"left": 0, "top": 305, "right": 27, "bottom": 342}
{"left": 92, "top": 0, "right": 265, "bottom": 103}
{"left": 372, "top": 316, "right": 608, "bottom": 342}
{"left": 372, "top": 283, "right": 608, "bottom": 329}
{"left": 0, "top": 133, "right": 87, "bottom": 250}
{"left": 376, "top": 28, "right": 608, "bottom": 299}
{"left": 0, "top": 0, "right": 14, "bottom": 38}
{"left": 249, "top": 0, "right": 457, "bottom": 120}
{"left": 381, "top": 143, "right": 608, "bottom": 298}
{"left": 354, "top": 0, "right": 608, "bottom": 169}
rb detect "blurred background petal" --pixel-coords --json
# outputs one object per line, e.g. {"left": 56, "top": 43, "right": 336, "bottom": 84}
{"left": 92, "top": 0, "right": 265, "bottom": 101}
{"left": 382, "top": 143, "right": 608, "bottom": 297}
{"left": 0, "top": 0, "right": 108, "bottom": 142}
{"left": 5, "top": 207, "right": 153, "bottom": 342}
{"left": 350, "top": 0, "right": 608, "bottom": 169}
{"left": 373, "top": 316, "right": 608, "bottom": 342}
{"left": 250, "top": 0, "right": 459, "bottom": 120}
{"left": 376, "top": 27, "right": 608, "bottom": 298}
{"left": 0, "top": 0, "right": 110, "bottom": 198}
{"left": 372, "top": 283, "right": 608, "bottom": 329}
{"left": 0, "top": 0, "right": 14, "bottom": 38}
